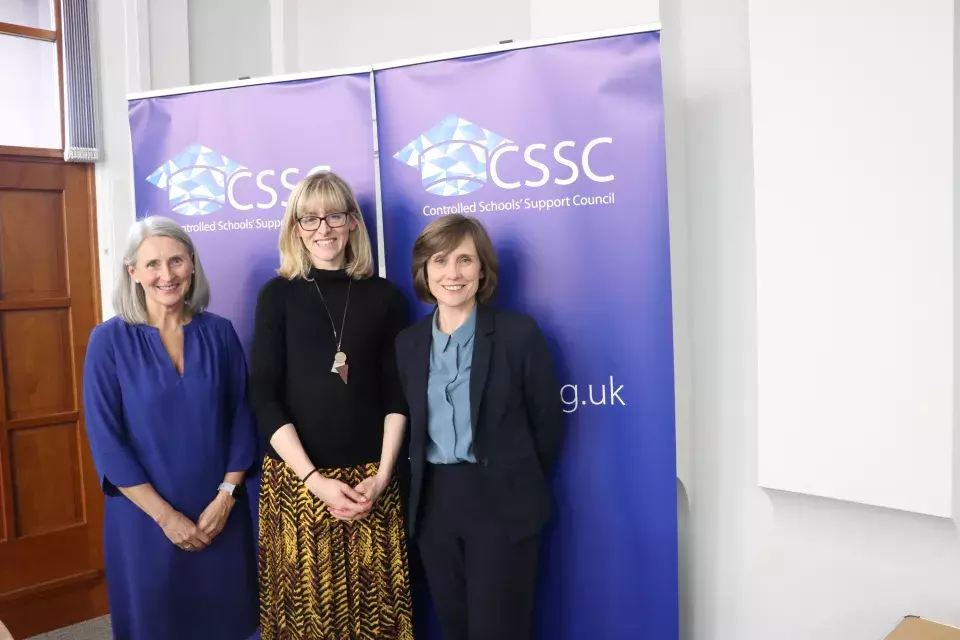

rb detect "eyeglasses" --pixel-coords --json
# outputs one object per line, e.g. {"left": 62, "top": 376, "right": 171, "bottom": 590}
{"left": 297, "top": 212, "right": 350, "bottom": 231}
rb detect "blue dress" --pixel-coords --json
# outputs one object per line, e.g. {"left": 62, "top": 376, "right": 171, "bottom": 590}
{"left": 82, "top": 312, "right": 259, "bottom": 640}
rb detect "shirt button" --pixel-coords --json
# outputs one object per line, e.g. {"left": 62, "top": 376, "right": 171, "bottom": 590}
{"left": 481, "top": 457, "right": 489, "bottom": 467}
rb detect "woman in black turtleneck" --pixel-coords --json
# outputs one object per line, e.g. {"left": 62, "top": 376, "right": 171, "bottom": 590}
{"left": 250, "top": 172, "right": 413, "bottom": 640}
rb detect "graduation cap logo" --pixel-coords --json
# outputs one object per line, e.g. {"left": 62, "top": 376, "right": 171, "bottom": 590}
{"left": 393, "top": 114, "right": 512, "bottom": 197}
{"left": 146, "top": 143, "right": 246, "bottom": 216}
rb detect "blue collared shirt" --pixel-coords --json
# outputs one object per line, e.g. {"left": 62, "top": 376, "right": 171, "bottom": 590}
{"left": 426, "top": 306, "right": 477, "bottom": 464}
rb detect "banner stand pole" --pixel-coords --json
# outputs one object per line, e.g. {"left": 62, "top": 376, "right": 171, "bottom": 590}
{"left": 369, "top": 67, "right": 387, "bottom": 278}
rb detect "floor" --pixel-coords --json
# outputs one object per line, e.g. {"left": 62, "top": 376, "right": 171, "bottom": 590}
{"left": 25, "top": 617, "right": 112, "bottom": 640}
{"left": 24, "top": 619, "right": 262, "bottom": 640}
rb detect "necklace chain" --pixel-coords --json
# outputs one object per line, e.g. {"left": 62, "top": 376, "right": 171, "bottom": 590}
{"left": 311, "top": 278, "right": 351, "bottom": 351}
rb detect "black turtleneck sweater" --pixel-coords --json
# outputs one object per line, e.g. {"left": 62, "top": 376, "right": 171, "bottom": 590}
{"left": 249, "top": 267, "right": 409, "bottom": 469}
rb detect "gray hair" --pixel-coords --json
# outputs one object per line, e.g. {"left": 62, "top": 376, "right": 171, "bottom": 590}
{"left": 112, "top": 215, "right": 211, "bottom": 324}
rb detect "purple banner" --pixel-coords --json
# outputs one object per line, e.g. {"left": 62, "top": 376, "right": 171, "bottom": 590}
{"left": 128, "top": 74, "right": 377, "bottom": 354}
{"left": 375, "top": 32, "right": 678, "bottom": 640}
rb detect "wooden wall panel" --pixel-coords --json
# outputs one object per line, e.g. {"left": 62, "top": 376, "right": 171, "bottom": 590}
{"left": 10, "top": 424, "right": 83, "bottom": 537}
{"left": 0, "top": 191, "right": 67, "bottom": 300}
{"left": 2, "top": 310, "right": 75, "bottom": 421}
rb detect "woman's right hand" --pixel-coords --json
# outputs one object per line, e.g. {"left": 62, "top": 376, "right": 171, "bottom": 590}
{"left": 306, "top": 475, "right": 370, "bottom": 519}
{"left": 157, "top": 509, "right": 212, "bottom": 551}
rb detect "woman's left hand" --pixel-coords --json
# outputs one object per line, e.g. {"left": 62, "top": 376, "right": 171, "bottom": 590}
{"left": 329, "top": 474, "right": 387, "bottom": 521}
{"left": 197, "top": 492, "right": 235, "bottom": 539}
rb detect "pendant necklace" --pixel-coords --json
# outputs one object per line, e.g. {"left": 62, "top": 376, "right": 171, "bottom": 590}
{"left": 311, "top": 278, "right": 352, "bottom": 384}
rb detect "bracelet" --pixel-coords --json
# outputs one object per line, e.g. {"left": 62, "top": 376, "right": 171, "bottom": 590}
{"left": 301, "top": 468, "right": 319, "bottom": 483}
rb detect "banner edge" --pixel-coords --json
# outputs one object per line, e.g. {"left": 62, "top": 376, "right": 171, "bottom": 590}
{"left": 125, "top": 64, "right": 375, "bottom": 101}
{"left": 371, "top": 23, "right": 662, "bottom": 72}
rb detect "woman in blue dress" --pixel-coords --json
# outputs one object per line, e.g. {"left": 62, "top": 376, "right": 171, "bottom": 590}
{"left": 82, "top": 216, "right": 259, "bottom": 640}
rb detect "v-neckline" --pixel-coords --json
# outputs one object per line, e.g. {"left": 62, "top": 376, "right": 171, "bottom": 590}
{"left": 158, "top": 326, "right": 187, "bottom": 378}
{"left": 147, "top": 314, "right": 197, "bottom": 379}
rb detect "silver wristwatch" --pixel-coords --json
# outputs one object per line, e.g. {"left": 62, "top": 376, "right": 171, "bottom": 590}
{"left": 218, "top": 482, "right": 237, "bottom": 497}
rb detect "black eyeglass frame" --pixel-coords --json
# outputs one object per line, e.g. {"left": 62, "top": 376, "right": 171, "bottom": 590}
{"left": 296, "top": 211, "right": 352, "bottom": 231}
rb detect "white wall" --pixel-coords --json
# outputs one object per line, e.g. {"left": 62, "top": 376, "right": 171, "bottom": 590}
{"left": 93, "top": 0, "right": 137, "bottom": 320}
{"left": 147, "top": 0, "right": 190, "bottom": 89}
{"left": 269, "top": 0, "right": 298, "bottom": 74}
{"left": 295, "top": 0, "right": 530, "bottom": 71}
{"left": 529, "top": 0, "right": 659, "bottom": 38}
{"left": 667, "top": 0, "right": 960, "bottom": 637}
{"left": 751, "top": 0, "right": 955, "bottom": 519}
{"left": 188, "top": 0, "right": 271, "bottom": 84}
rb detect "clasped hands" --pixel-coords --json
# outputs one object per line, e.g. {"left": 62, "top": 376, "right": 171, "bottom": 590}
{"left": 306, "top": 473, "right": 387, "bottom": 521}
{"left": 157, "top": 491, "right": 235, "bottom": 551}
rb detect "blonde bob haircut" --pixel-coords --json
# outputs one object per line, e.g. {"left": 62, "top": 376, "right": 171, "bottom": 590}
{"left": 113, "top": 215, "right": 210, "bottom": 325}
{"left": 277, "top": 171, "right": 374, "bottom": 280}
{"left": 411, "top": 214, "right": 499, "bottom": 305}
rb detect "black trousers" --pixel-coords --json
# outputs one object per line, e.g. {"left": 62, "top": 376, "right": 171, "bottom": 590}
{"left": 417, "top": 463, "right": 540, "bottom": 640}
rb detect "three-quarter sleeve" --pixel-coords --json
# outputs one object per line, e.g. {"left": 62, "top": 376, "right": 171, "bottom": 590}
{"left": 250, "top": 279, "right": 292, "bottom": 440}
{"left": 223, "top": 320, "right": 258, "bottom": 473}
{"left": 381, "top": 286, "right": 410, "bottom": 417}
{"left": 82, "top": 323, "right": 150, "bottom": 494}
{"left": 522, "top": 318, "right": 565, "bottom": 474}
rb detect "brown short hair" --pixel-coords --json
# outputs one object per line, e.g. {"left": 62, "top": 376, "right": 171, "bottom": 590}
{"left": 412, "top": 215, "right": 499, "bottom": 304}
{"left": 277, "top": 171, "right": 374, "bottom": 280}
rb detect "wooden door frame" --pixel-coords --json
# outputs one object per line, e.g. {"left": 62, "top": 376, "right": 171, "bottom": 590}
{"left": 0, "top": 153, "right": 106, "bottom": 637}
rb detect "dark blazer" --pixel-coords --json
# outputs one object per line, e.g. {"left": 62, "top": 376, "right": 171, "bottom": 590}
{"left": 395, "top": 304, "right": 564, "bottom": 541}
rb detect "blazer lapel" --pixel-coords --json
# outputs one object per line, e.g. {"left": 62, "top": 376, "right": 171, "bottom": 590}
{"left": 470, "top": 305, "right": 495, "bottom": 437}
{"left": 409, "top": 316, "right": 433, "bottom": 458}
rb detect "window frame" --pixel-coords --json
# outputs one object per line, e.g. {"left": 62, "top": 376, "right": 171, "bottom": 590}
{"left": 0, "top": 0, "right": 65, "bottom": 158}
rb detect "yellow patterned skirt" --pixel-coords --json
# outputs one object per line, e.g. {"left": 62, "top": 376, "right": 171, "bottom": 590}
{"left": 258, "top": 457, "right": 414, "bottom": 640}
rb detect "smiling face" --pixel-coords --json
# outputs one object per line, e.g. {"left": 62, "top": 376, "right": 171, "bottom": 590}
{"left": 127, "top": 235, "right": 194, "bottom": 313}
{"left": 426, "top": 234, "right": 483, "bottom": 312}
{"left": 295, "top": 197, "right": 359, "bottom": 270}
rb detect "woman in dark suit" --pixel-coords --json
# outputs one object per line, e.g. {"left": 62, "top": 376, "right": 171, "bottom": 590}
{"left": 395, "top": 214, "right": 564, "bottom": 640}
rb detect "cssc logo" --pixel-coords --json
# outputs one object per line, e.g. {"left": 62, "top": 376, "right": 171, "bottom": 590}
{"left": 393, "top": 114, "right": 614, "bottom": 197}
{"left": 146, "top": 143, "right": 330, "bottom": 216}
